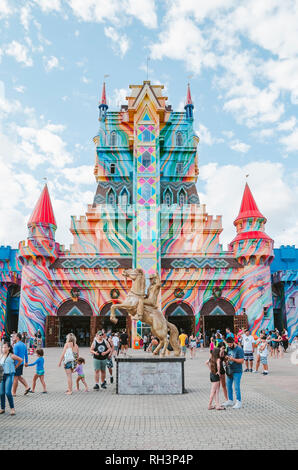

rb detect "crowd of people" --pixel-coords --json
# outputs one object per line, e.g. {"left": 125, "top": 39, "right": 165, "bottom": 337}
{"left": 1, "top": 324, "right": 297, "bottom": 416}
{"left": 0, "top": 328, "right": 133, "bottom": 414}
{"left": 205, "top": 326, "right": 295, "bottom": 411}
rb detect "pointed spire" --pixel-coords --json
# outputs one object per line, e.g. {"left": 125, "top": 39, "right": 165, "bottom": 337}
{"left": 100, "top": 81, "right": 107, "bottom": 105}
{"left": 186, "top": 83, "right": 193, "bottom": 105}
{"left": 184, "top": 83, "right": 194, "bottom": 119}
{"left": 28, "top": 184, "right": 57, "bottom": 227}
{"left": 234, "top": 183, "right": 266, "bottom": 225}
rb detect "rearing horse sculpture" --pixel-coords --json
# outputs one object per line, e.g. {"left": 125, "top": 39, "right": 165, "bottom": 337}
{"left": 110, "top": 268, "right": 181, "bottom": 357}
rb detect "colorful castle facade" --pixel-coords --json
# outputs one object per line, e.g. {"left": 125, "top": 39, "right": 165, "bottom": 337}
{"left": 0, "top": 81, "right": 279, "bottom": 346}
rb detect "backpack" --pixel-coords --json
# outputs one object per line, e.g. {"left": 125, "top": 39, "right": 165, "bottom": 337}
{"left": 185, "top": 337, "right": 189, "bottom": 346}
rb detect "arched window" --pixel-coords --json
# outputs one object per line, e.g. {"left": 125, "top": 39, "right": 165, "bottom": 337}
{"left": 176, "top": 162, "right": 183, "bottom": 175}
{"left": 107, "top": 188, "right": 116, "bottom": 206}
{"left": 178, "top": 188, "right": 187, "bottom": 206}
{"left": 120, "top": 187, "right": 129, "bottom": 205}
{"left": 176, "top": 132, "right": 183, "bottom": 146}
{"left": 164, "top": 189, "right": 172, "bottom": 206}
{"left": 110, "top": 163, "right": 116, "bottom": 174}
{"left": 249, "top": 255, "right": 256, "bottom": 265}
{"left": 110, "top": 131, "right": 117, "bottom": 146}
{"left": 142, "top": 150, "right": 151, "bottom": 168}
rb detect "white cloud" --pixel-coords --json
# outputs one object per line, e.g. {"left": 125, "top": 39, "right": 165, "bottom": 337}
{"left": 81, "top": 76, "right": 91, "bottom": 84}
{"left": 20, "top": 5, "right": 31, "bottom": 31}
{"left": 277, "top": 117, "right": 297, "bottom": 132}
{"left": 229, "top": 140, "right": 250, "bottom": 153}
{"left": 104, "top": 26, "right": 130, "bottom": 58}
{"left": 44, "top": 55, "right": 61, "bottom": 72}
{"left": 198, "top": 161, "right": 297, "bottom": 249}
{"left": 110, "top": 87, "right": 129, "bottom": 108}
{"left": 149, "top": 1, "right": 298, "bottom": 130}
{"left": 60, "top": 165, "right": 94, "bottom": 185}
{"left": 14, "top": 85, "right": 26, "bottom": 93}
{"left": 125, "top": 0, "right": 157, "bottom": 29}
{"left": 0, "top": 0, "right": 12, "bottom": 19}
{"left": 67, "top": 0, "right": 157, "bottom": 28}
{"left": 17, "top": 124, "right": 72, "bottom": 168}
{"left": 6, "top": 41, "right": 33, "bottom": 67}
{"left": 34, "top": 0, "right": 62, "bottom": 12}
{"left": 197, "top": 124, "right": 223, "bottom": 146}
{"left": 280, "top": 129, "right": 298, "bottom": 152}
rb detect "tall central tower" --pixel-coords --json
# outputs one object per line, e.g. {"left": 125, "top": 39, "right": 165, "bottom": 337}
{"left": 129, "top": 81, "right": 163, "bottom": 276}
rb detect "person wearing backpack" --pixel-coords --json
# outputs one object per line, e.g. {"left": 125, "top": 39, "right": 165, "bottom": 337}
{"left": 58, "top": 333, "right": 79, "bottom": 395}
{"left": 0, "top": 343, "right": 23, "bottom": 415}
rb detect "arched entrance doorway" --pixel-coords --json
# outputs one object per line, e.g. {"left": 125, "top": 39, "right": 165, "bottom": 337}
{"left": 6, "top": 285, "right": 20, "bottom": 334}
{"left": 165, "top": 302, "right": 195, "bottom": 336}
{"left": 200, "top": 298, "right": 235, "bottom": 345}
{"left": 57, "top": 299, "right": 93, "bottom": 346}
{"left": 99, "top": 302, "right": 128, "bottom": 334}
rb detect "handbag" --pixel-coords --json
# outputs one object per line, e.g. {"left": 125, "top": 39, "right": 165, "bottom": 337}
{"left": 225, "top": 363, "right": 234, "bottom": 378}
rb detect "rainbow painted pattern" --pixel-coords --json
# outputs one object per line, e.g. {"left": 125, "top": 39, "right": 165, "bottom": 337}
{"left": 2, "top": 80, "right": 296, "bottom": 344}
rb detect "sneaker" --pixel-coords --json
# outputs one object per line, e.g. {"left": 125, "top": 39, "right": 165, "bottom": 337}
{"left": 249, "top": 369, "right": 253, "bottom": 372}
{"left": 232, "top": 400, "right": 242, "bottom": 409}
{"left": 252, "top": 370, "right": 258, "bottom": 373}
{"left": 110, "top": 376, "right": 114, "bottom": 384}
{"left": 93, "top": 384, "right": 99, "bottom": 390}
{"left": 101, "top": 383, "right": 107, "bottom": 389}
{"left": 262, "top": 372, "right": 268, "bottom": 375}
{"left": 244, "top": 369, "right": 249, "bottom": 372}
{"left": 222, "top": 400, "right": 234, "bottom": 407}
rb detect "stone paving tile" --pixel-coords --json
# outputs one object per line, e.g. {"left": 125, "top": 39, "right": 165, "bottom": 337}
{"left": 1, "top": 348, "right": 297, "bottom": 450}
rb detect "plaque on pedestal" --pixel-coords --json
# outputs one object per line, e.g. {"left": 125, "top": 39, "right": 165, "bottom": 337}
{"left": 115, "top": 357, "right": 186, "bottom": 395}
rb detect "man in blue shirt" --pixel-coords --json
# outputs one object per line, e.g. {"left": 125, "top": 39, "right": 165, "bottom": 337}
{"left": 12, "top": 333, "right": 31, "bottom": 396}
{"left": 223, "top": 336, "right": 244, "bottom": 409}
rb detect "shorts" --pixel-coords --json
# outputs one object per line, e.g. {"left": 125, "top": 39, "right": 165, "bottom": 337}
{"left": 272, "top": 342, "right": 279, "bottom": 349}
{"left": 36, "top": 370, "right": 45, "bottom": 376}
{"left": 78, "top": 374, "right": 85, "bottom": 379}
{"left": 106, "top": 358, "right": 113, "bottom": 369}
{"left": 64, "top": 361, "right": 74, "bottom": 370}
{"left": 190, "top": 342, "right": 196, "bottom": 349}
{"left": 181, "top": 346, "right": 187, "bottom": 353}
{"left": 15, "top": 365, "right": 24, "bottom": 377}
{"left": 244, "top": 352, "right": 254, "bottom": 362}
{"left": 210, "top": 372, "right": 220, "bottom": 383}
{"left": 93, "top": 358, "right": 107, "bottom": 371}
{"left": 260, "top": 356, "right": 268, "bottom": 365}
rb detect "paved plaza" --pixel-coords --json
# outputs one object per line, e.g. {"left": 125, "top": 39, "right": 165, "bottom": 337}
{"left": 1, "top": 347, "right": 298, "bottom": 450}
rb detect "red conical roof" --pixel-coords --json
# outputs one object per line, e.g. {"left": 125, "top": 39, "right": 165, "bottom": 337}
{"left": 28, "top": 184, "right": 57, "bottom": 227}
{"left": 186, "top": 83, "right": 193, "bottom": 105}
{"left": 100, "top": 81, "right": 107, "bottom": 105}
{"left": 234, "top": 183, "right": 266, "bottom": 225}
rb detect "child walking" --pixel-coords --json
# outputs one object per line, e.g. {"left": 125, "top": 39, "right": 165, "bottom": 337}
{"left": 26, "top": 349, "right": 47, "bottom": 393}
{"left": 257, "top": 335, "right": 269, "bottom": 375}
{"left": 74, "top": 358, "right": 88, "bottom": 392}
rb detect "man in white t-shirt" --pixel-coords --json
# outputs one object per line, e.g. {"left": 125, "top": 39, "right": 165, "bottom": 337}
{"left": 242, "top": 329, "right": 255, "bottom": 372}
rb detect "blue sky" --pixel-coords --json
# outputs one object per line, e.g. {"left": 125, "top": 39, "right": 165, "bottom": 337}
{"left": 0, "top": 0, "right": 297, "bottom": 250}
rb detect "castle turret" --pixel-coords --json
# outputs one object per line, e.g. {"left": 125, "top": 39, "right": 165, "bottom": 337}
{"left": 19, "top": 184, "right": 59, "bottom": 266}
{"left": 230, "top": 183, "right": 273, "bottom": 266}
{"left": 28, "top": 184, "right": 57, "bottom": 242}
{"left": 184, "top": 83, "right": 194, "bottom": 120}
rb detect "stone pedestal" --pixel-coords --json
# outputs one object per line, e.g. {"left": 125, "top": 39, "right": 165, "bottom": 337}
{"left": 115, "top": 357, "right": 186, "bottom": 395}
